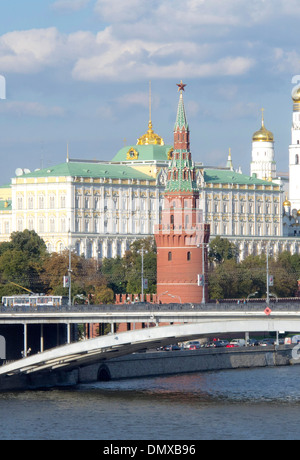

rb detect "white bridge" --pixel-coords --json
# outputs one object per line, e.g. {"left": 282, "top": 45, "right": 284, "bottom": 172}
{"left": 1, "top": 303, "right": 300, "bottom": 380}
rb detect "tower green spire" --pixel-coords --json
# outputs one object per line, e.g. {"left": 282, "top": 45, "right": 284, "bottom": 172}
{"left": 165, "top": 82, "right": 198, "bottom": 194}
{"left": 174, "top": 92, "right": 189, "bottom": 131}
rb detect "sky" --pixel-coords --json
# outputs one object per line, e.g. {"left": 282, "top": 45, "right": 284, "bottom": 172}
{"left": 0, "top": 0, "right": 299, "bottom": 185}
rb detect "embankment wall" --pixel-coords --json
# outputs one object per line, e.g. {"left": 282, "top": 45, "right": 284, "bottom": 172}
{"left": 1, "top": 346, "right": 299, "bottom": 391}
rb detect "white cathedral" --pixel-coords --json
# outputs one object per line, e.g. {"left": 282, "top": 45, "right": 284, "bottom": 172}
{"left": 0, "top": 83, "right": 299, "bottom": 261}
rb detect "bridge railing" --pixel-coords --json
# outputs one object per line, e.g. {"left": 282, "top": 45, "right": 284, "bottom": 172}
{"left": 0, "top": 301, "right": 300, "bottom": 314}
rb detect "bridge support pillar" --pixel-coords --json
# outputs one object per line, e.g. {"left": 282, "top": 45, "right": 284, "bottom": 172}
{"left": 67, "top": 324, "right": 71, "bottom": 344}
{"left": 245, "top": 332, "right": 249, "bottom": 345}
{"left": 23, "top": 324, "right": 27, "bottom": 358}
{"left": 40, "top": 324, "right": 44, "bottom": 353}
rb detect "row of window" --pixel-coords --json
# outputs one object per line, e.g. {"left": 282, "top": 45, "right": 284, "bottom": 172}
{"left": 75, "top": 196, "right": 159, "bottom": 211}
{"left": 207, "top": 203, "right": 279, "bottom": 214}
{"left": 17, "top": 195, "right": 66, "bottom": 210}
{"left": 76, "top": 218, "right": 155, "bottom": 235}
{"left": 17, "top": 217, "right": 68, "bottom": 233}
{"left": 212, "top": 223, "right": 279, "bottom": 237}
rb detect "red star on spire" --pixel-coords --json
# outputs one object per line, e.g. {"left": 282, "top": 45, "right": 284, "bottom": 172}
{"left": 177, "top": 80, "right": 186, "bottom": 92}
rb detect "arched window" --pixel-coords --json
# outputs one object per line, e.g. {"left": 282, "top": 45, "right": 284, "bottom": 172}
{"left": 168, "top": 251, "right": 172, "bottom": 261}
{"left": 296, "top": 154, "right": 299, "bottom": 165}
{"left": 187, "top": 252, "right": 191, "bottom": 261}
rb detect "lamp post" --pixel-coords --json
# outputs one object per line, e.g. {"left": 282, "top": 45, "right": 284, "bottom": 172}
{"left": 197, "top": 242, "right": 207, "bottom": 305}
{"left": 266, "top": 245, "right": 270, "bottom": 306}
{"left": 202, "top": 242, "right": 207, "bottom": 305}
{"left": 266, "top": 244, "right": 274, "bottom": 306}
{"left": 247, "top": 291, "right": 258, "bottom": 301}
{"left": 139, "top": 247, "right": 148, "bottom": 301}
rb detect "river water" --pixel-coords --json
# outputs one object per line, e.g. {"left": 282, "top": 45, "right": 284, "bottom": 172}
{"left": 1, "top": 366, "right": 300, "bottom": 440}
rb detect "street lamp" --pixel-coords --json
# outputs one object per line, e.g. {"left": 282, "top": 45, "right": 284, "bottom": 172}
{"left": 247, "top": 291, "right": 258, "bottom": 301}
{"left": 138, "top": 247, "right": 148, "bottom": 301}
{"left": 266, "top": 244, "right": 274, "bottom": 306}
{"left": 197, "top": 242, "right": 207, "bottom": 305}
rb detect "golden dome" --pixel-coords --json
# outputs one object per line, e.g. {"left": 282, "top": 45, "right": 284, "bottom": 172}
{"left": 252, "top": 110, "right": 274, "bottom": 143}
{"left": 292, "top": 86, "right": 300, "bottom": 103}
{"left": 283, "top": 198, "right": 291, "bottom": 207}
{"left": 137, "top": 121, "right": 164, "bottom": 146}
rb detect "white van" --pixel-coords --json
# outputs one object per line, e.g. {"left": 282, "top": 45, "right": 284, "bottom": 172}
{"left": 230, "top": 339, "right": 246, "bottom": 347}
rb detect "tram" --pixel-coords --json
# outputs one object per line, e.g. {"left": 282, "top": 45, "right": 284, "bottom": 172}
{"left": 2, "top": 294, "right": 69, "bottom": 308}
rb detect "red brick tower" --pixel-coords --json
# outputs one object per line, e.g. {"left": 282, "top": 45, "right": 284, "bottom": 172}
{"left": 155, "top": 82, "right": 210, "bottom": 304}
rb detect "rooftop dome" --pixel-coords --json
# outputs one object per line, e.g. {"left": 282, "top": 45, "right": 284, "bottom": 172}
{"left": 252, "top": 110, "right": 274, "bottom": 143}
{"left": 292, "top": 86, "right": 300, "bottom": 103}
{"left": 137, "top": 121, "right": 164, "bottom": 146}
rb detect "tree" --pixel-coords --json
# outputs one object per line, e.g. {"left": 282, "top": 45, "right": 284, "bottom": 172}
{"left": 0, "top": 230, "right": 48, "bottom": 294}
{"left": 209, "top": 236, "right": 238, "bottom": 264}
{"left": 101, "top": 237, "right": 157, "bottom": 295}
{"left": 208, "top": 259, "right": 244, "bottom": 300}
{"left": 101, "top": 257, "right": 127, "bottom": 294}
{"left": 270, "top": 252, "right": 299, "bottom": 298}
{"left": 123, "top": 238, "right": 157, "bottom": 295}
{"left": 40, "top": 250, "right": 109, "bottom": 301}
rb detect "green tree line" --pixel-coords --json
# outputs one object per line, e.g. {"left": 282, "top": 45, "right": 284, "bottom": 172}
{"left": 0, "top": 231, "right": 157, "bottom": 304}
{"left": 0, "top": 231, "right": 299, "bottom": 304}
{"left": 208, "top": 236, "right": 300, "bottom": 300}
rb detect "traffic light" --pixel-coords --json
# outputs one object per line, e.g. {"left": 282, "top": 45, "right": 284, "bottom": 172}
{"left": 198, "top": 274, "right": 204, "bottom": 287}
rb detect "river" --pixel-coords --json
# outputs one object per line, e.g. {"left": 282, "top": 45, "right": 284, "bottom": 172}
{"left": 1, "top": 366, "right": 300, "bottom": 440}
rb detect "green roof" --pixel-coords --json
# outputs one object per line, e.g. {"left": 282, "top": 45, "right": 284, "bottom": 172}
{"left": 111, "top": 144, "right": 173, "bottom": 163}
{"left": 203, "top": 169, "right": 277, "bottom": 186}
{"left": 15, "top": 161, "right": 155, "bottom": 181}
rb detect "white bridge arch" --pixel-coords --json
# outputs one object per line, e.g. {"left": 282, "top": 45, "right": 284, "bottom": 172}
{"left": 1, "top": 316, "right": 300, "bottom": 378}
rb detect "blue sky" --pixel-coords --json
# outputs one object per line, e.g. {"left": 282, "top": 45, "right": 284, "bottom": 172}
{"left": 0, "top": 0, "right": 299, "bottom": 184}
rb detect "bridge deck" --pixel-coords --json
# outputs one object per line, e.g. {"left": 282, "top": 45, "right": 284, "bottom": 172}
{"left": 1, "top": 315, "right": 300, "bottom": 379}
{"left": 0, "top": 302, "right": 300, "bottom": 324}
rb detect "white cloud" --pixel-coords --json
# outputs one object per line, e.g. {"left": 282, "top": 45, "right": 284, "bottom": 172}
{"left": 1, "top": 0, "right": 299, "bottom": 85}
{"left": 94, "top": 0, "right": 300, "bottom": 29}
{"left": 0, "top": 28, "right": 64, "bottom": 73}
{"left": 272, "top": 48, "right": 300, "bottom": 75}
{"left": 0, "top": 24, "right": 255, "bottom": 83}
{"left": 70, "top": 25, "right": 254, "bottom": 82}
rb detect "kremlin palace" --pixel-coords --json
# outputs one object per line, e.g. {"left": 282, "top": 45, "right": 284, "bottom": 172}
{"left": 0, "top": 83, "right": 300, "bottom": 262}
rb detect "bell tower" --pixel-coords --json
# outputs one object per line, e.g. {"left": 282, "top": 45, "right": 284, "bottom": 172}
{"left": 250, "top": 109, "right": 276, "bottom": 181}
{"left": 155, "top": 82, "right": 210, "bottom": 304}
{"left": 289, "top": 86, "right": 300, "bottom": 211}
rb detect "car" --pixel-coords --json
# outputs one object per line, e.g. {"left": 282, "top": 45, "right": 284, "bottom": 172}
{"left": 259, "top": 338, "right": 275, "bottom": 347}
{"left": 184, "top": 341, "right": 201, "bottom": 349}
{"left": 189, "top": 343, "right": 201, "bottom": 350}
{"left": 205, "top": 341, "right": 216, "bottom": 348}
{"left": 226, "top": 344, "right": 239, "bottom": 348}
{"left": 230, "top": 339, "right": 246, "bottom": 347}
{"left": 163, "top": 344, "right": 181, "bottom": 351}
{"left": 248, "top": 339, "right": 259, "bottom": 347}
{"left": 214, "top": 340, "right": 229, "bottom": 348}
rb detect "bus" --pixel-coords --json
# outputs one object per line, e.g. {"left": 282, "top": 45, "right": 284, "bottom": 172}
{"left": 2, "top": 295, "right": 69, "bottom": 308}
